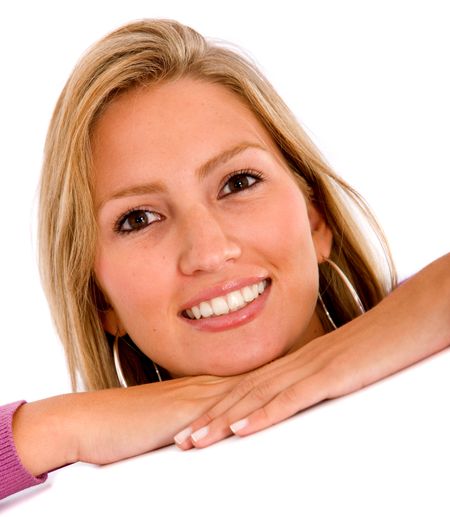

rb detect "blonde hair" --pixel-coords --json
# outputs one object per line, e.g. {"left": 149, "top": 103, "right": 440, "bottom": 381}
{"left": 39, "top": 19, "right": 396, "bottom": 391}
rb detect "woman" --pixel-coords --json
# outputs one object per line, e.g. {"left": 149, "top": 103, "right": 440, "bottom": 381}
{"left": 1, "top": 19, "right": 449, "bottom": 500}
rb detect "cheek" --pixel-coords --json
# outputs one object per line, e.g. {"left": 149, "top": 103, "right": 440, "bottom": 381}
{"left": 94, "top": 244, "right": 168, "bottom": 327}
{"left": 254, "top": 187, "right": 314, "bottom": 262}
{"left": 259, "top": 188, "right": 319, "bottom": 318}
{"left": 95, "top": 251, "right": 135, "bottom": 307}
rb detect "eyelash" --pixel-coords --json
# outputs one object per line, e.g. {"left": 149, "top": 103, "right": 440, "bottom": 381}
{"left": 219, "top": 169, "right": 264, "bottom": 197}
{"left": 114, "top": 169, "right": 264, "bottom": 235}
{"left": 113, "top": 206, "right": 161, "bottom": 235}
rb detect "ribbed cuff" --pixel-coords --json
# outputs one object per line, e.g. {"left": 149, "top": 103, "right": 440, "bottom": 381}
{"left": 0, "top": 401, "right": 47, "bottom": 500}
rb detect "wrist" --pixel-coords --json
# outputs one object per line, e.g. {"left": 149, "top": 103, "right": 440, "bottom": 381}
{"left": 12, "top": 394, "right": 80, "bottom": 476}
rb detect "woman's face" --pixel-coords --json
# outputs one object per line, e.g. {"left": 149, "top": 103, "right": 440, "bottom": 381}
{"left": 93, "top": 78, "right": 332, "bottom": 377}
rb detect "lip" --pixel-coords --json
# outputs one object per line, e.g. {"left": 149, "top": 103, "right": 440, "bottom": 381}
{"left": 180, "top": 279, "right": 271, "bottom": 332}
{"left": 180, "top": 276, "right": 269, "bottom": 313}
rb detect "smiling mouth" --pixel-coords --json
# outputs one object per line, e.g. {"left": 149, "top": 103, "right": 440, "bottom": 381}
{"left": 182, "top": 279, "right": 270, "bottom": 320}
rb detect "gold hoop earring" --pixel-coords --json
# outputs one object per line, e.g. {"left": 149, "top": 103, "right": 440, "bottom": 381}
{"left": 113, "top": 332, "right": 162, "bottom": 387}
{"left": 318, "top": 258, "right": 365, "bottom": 329}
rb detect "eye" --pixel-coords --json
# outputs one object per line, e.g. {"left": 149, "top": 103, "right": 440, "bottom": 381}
{"left": 115, "top": 209, "right": 162, "bottom": 234}
{"left": 220, "top": 170, "right": 263, "bottom": 197}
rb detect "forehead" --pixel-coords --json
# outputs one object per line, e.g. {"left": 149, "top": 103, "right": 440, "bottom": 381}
{"left": 93, "top": 77, "right": 265, "bottom": 141}
{"left": 91, "top": 78, "right": 286, "bottom": 189}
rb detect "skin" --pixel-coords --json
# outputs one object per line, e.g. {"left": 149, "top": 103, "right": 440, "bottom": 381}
{"left": 10, "top": 77, "right": 449, "bottom": 481}
{"left": 93, "top": 78, "right": 332, "bottom": 378}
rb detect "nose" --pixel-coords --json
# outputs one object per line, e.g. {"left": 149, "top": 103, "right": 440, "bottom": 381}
{"left": 178, "top": 206, "right": 242, "bottom": 275}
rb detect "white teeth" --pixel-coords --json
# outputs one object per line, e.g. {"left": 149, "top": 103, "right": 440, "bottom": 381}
{"left": 184, "top": 280, "right": 268, "bottom": 320}
{"left": 226, "top": 290, "right": 245, "bottom": 311}
{"left": 199, "top": 301, "right": 213, "bottom": 318}
{"left": 211, "top": 297, "right": 230, "bottom": 315}
{"left": 242, "top": 285, "right": 256, "bottom": 302}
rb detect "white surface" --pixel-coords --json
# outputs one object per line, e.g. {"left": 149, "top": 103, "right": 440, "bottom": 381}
{"left": 2, "top": 347, "right": 449, "bottom": 516}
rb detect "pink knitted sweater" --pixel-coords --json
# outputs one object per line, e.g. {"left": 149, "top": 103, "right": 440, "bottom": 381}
{"left": 0, "top": 401, "right": 47, "bottom": 499}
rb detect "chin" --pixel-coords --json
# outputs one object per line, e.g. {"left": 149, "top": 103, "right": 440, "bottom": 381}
{"left": 195, "top": 338, "right": 288, "bottom": 377}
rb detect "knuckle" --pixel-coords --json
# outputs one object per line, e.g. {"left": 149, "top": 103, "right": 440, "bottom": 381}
{"left": 318, "top": 360, "right": 353, "bottom": 397}
{"left": 300, "top": 373, "right": 330, "bottom": 404}
{"left": 248, "top": 380, "right": 273, "bottom": 404}
{"left": 258, "top": 404, "right": 272, "bottom": 425}
{"left": 279, "top": 385, "right": 300, "bottom": 408}
{"left": 234, "top": 376, "right": 258, "bottom": 399}
{"left": 202, "top": 408, "right": 218, "bottom": 423}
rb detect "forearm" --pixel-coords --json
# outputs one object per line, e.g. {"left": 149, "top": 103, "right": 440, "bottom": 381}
{"left": 372, "top": 253, "right": 449, "bottom": 352}
{"left": 11, "top": 387, "right": 183, "bottom": 477}
{"left": 12, "top": 394, "right": 80, "bottom": 477}
{"left": 332, "top": 252, "right": 450, "bottom": 384}
{"left": 11, "top": 374, "right": 241, "bottom": 479}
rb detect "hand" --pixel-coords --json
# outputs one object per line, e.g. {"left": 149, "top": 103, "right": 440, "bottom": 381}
{"left": 174, "top": 321, "right": 386, "bottom": 449}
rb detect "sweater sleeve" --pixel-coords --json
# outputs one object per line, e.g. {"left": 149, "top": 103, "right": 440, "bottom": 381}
{"left": 0, "top": 401, "right": 47, "bottom": 500}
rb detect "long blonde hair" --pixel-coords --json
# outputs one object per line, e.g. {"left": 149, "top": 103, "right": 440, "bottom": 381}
{"left": 39, "top": 19, "right": 396, "bottom": 391}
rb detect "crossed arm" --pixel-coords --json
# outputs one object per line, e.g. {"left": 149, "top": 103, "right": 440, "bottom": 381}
{"left": 11, "top": 253, "right": 450, "bottom": 479}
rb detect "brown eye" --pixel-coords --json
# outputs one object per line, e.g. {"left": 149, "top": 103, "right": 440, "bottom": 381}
{"left": 221, "top": 172, "right": 260, "bottom": 196}
{"left": 118, "top": 209, "right": 161, "bottom": 233}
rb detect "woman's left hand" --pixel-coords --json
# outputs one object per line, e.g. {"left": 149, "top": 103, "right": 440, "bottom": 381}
{"left": 174, "top": 253, "right": 450, "bottom": 449}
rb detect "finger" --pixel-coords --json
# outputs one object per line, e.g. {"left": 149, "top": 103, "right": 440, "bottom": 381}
{"left": 188, "top": 365, "right": 316, "bottom": 448}
{"left": 174, "top": 348, "right": 328, "bottom": 449}
{"left": 189, "top": 422, "right": 234, "bottom": 447}
{"left": 191, "top": 348, "right": 320, "bottom": 425}
{"left": 173, "top": 427, "right": 194, "bottom": 450}
{"left": 173, "top": 385, "right": 242, "bottom": 449}
{"left": 174, "top": 403, "right": 239, "bottom": 449}
{"left": 230, "top": 373, "right": 328, "bottom": 437}
{"left": 173, "top": 413, "right": 211, "bottom": 450}
{"left": 173, "top": 376, "right": 243, "bottom": 450}
{"left": 173, "top": 378, "right": 267, "bottom": 448}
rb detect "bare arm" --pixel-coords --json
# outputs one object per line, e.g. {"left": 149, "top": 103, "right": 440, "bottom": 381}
{"left": 177, "top": 253, "right": 450, "bottom": 448}
{"left": 11, "top": 374, "right": 242, "bottom": 477}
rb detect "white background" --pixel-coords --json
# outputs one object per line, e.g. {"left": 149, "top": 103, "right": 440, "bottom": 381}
{"left": 0, "top": 1, "right": 449, "bottom": 413}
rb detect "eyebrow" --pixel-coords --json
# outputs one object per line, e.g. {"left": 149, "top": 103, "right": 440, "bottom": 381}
{"left": 196, "top": 142, "right": 265, "bottom": 180}
{"left": 97, "top": 141, "right": 265, "bottom": 211}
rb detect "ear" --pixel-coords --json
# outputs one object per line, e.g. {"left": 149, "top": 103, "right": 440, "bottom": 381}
{"left": 99, "top": 306, "right": 126, "bottom": 336}
{"left": 307, "top": 202, "right": 333, "bottom": 263}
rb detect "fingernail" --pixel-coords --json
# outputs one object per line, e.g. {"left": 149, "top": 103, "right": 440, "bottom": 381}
{"left": 190, "top": 426, "right": 209, "bottom": 443}
{"left": 230, "top": 418, "right": 248, "bottom": 434}
{"left": 174, "top": 427, "right": 192, "bottom": 446}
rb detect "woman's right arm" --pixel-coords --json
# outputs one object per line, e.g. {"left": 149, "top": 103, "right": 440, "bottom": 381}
{"left": 10, "top": 374, "right": 241, "bottom": 479}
